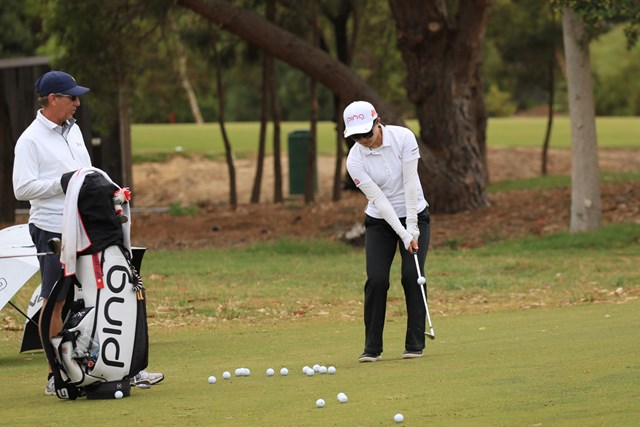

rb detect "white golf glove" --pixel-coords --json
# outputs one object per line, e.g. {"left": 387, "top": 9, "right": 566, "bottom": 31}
{"left": 405, "top": 219, "right": 420, "bottom": 241}
{"left": 401, "top": 232, "right": 414, "bottom": 251}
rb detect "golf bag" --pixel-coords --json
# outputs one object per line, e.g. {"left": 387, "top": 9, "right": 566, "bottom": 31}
{"left": 40, "top": 168, "right": 148, "bottom": 400}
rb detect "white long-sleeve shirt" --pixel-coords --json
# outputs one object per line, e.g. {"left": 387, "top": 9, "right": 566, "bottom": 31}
{"left": 346, "top": 124, "right": 428, "bottom": 247}
{"left": 13, "top": 110, "right": 92, "bottom": 233}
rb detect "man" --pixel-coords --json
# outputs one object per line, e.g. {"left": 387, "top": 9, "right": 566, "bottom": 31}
{"left": 13, "top": 70, "right": 163, "bottom": 395}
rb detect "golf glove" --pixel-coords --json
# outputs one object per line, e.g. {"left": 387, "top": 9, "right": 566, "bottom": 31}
{"left": 401, "top": 232, "right": 414, "bottom": 250}
{"left": 406, "top": 219, "right": 420, "bottom": 241}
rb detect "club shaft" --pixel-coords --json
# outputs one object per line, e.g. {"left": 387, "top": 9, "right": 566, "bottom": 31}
{"left": 0, "top": 251, "right": 53, "bottom": 259}
{"left": 413, "top": 251, "right": 435, "bottom": 338}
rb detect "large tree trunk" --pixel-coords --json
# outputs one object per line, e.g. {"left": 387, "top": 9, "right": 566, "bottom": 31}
{"left": 177, "top": 0, "right": 492, "bottom": 213}
{"left": 389, "top": 0, "right": 490, "bottom": 213}
{"left": 562, "top": 8, "right": 601, "bottom": 232}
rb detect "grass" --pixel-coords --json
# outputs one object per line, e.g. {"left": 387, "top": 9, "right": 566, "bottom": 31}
{"left": 488, "top": 171, "right": 640, "bottom": 193}
{"left": 131, "top": 117, "right": 640, "bottom": 161}
{"left": 2, "top": 224, "right": 639, "bottom": 425}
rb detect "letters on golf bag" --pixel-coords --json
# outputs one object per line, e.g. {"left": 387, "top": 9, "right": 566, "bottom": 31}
{"left": 40, "top": 168, "right": 148, "bottom": 400}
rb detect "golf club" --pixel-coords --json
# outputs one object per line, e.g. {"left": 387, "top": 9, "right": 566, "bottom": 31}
{"left": 412, "top": 250, "right": 435, "bottom": 340}
{"left": 0, "top": 237, "right": 61, "bottom": 259}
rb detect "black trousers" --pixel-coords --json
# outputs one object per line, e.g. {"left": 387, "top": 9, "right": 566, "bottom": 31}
{"left": 363, "top": 208, "right": 430, "bottom": 355}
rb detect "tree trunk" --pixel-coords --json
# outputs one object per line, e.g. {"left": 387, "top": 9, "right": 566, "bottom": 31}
{"left": 305, "top": 0, "right": 319, "bottom": 205}
{"left": 562, "top": 7, "right": 601, "bottom": 232}
{"left": 251, "top": 51, "right": 269, "bottom": 204}
{"left": 178, "top": 0, "right": 492, "bottom": 214}
{"left": 266, "top": 0, "right": 283, "bottom": 203}
{"left": 389, "top": 0, "right": 490, "bottom": 212}
{"left": 0, "top": 96, "right": 16, "bottom": 223}
{"left": 175, "top": 0, "right": 397, "bottom": 121}
{"left": 541, "top": 58, "right": 555, "bottom": 176}
{"left": 118, "top": 85, "right": 133, "bottom": 189}
{"left": 170, "top": 15, "right": 204, "bottom": 125}
{"left": 211, "top": 26, "right": 237, "bottom": 208}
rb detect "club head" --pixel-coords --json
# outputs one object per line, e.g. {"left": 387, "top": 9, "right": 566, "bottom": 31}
{"left": 425, "top": 332, "right": 435, "bottom": 340}
{"left": 47, "top": 237, "right": 61, "bottom": 256}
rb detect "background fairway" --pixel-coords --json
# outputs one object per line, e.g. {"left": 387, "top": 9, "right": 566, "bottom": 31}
{"left": 131, "top": 117, "right": 640, "bottom": 161}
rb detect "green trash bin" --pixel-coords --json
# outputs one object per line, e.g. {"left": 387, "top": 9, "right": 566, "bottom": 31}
{"left": 288, "top": 130, "right": 318, "bottom": 195}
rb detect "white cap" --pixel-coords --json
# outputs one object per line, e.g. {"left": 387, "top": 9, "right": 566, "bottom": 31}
{"left": 343, "top": 101, "right": 378, "bottom": 138}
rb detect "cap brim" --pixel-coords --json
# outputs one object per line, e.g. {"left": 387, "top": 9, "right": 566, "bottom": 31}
{"left": 61, "top": 85, "right": 90, "bottom": 96}
{"left": 344, "top": 120, "right": 375, "bottom": 138}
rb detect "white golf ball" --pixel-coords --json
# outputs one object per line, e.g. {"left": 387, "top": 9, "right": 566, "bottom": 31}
{"left": 337, "top": 392, "right": 348, "bottom": 403}
{"left": 235, "top": 368, "right": 243, "bottom": 377}
{"left": 280, "top": 367, "right": 289, "bottom": 376}
{"left": 306, "top": 368, "right": 315, "bottom": 377}
{"left": 266, "top": 368, "right": 275, "bottom": 376}
{"left": 243, "top": 368, "right": 251, "bottom": 376}
{"left": 222, "top": 371, "right": 231, "bottom": 379}
{"left": 114, "top": 390, "right": 123, "bottom": 399}
{"left": 316, "top": 398, "right": 325, "bottom": 408}
{"left": 313, "top": 364, "right": 321, "bottom": 372}
{"left": 302, "top": 366, "right": 311, "bottom": 374}
{"left": 319, "top": 365, "right": 327, "bottom": 374}
{"left": 417, "top": 276, "right": 426, "bottom": 285}
{"left": 327, "top": 366, "right": 336, "bottom": 374}
{"left": 208, "top": 375, "right": 217, "bottom": 384}
{"left": 394, "top": 413, "right": 404, "bottom": 423}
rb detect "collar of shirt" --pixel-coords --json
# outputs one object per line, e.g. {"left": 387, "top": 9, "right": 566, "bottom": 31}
{"left": 358, "top": 126, "right": 389, "bottom": 156}
{"left": 36, "top": 109, "right": 76, "bottom": 138}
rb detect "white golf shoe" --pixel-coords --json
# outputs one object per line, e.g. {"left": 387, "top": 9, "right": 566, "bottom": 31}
{"left": 130, "top": 370, "right": 165, "bottom": 387}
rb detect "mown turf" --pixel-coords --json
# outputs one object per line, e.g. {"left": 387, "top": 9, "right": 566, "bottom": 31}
{"left": 1, "top": 302, "right": 638, "bottom": 426}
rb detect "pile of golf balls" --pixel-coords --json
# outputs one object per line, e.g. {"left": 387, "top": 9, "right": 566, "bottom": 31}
{"left": 234, "top": 368, "right": 251, "bottom": 377}
{"left": 394, "top": 413, "right": 404, "bottom": 423}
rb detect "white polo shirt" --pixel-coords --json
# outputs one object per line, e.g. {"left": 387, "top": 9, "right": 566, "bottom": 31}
{"left": 13, "top": 110, "right": 92, "bottom": 233}
{"left": 346, "top": 124, "right": 428, "bottom": 219}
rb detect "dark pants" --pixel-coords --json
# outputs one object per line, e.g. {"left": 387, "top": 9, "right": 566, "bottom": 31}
{"left": 28, "top": 224, "right": 68, "bottom": 301}
{"left": 363, "top": 208, "right": 430, "bottom": 355}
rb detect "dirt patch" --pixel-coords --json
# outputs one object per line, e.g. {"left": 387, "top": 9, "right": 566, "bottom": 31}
{"left": 127, "top": 147, "right": 640, "bottom": 251}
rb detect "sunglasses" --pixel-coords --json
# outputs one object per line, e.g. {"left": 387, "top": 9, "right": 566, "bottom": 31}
{"left": 350, "top": 119, "right": 377, "bottom": 142}
{"left": 55, "top": 93, "right": 78, "bottom": 101}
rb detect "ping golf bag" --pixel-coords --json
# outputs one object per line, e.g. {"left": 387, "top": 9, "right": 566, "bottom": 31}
{"left": 40, "top": 168, "right": 148, "bottom": 400}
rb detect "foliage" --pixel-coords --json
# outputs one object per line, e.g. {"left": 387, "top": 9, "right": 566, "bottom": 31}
{"left": 0, "top": 0, "right": 43, "bottom": 57}
{"left": 484, "top": 83, "right": 518, "bottom": 117}
{"left": 551, "top": 0, "right": 640, "bottom": 47}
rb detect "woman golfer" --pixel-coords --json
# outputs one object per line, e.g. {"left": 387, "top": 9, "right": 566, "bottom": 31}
{"left": 344, "top": 101, "right": 430, "bottom": 362}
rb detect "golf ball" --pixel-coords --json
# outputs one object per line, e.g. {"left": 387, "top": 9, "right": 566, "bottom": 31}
{"left": 280, "top": 367, "right": 289, "bottom": 376}
{"left": 306, "top": 369, "right": 315, "bottom": 377}
{"left": 208, "top": 375, "right": 217, "bottom": 384}
{"left": 222, "top": 371, "right": 231, "bottom": 379}
{"left": 417, "top": 276, "right": 426, "bottom": 285}
{"left": 235, "top": 368, "right": 243, "bottom": 377}
{"left": 394, "top": 413, "right": 404, "bottom": 423}
{"left": 313, "top": 364, "right": 321, "bottom": 372}
{"left": 316, "top": 398, "right": 325, "bottom": 408}
{"left": 327, "top": 366, "right": 336, "bottom": 374}
{"left": 337, "top": 392, "right": 348, "bottom": 403}
{"left": 302, "top": 365, "right": 311, "bottom": 374}
{"left": 114, "top": 390, "right": 123, "bottom": 399}
{"left": 319, "top": 365, "right": 327, "bottom": 374}
{"left": 244, "top": 368, "right": 251, "bottom": 376}
{"left": 266, "top": 368, "right": 275, "bottom": 376}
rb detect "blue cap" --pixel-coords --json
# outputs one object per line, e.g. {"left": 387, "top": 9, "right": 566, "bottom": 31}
{"left": 35, "top": 71, "right": 90, "bottom": 97}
